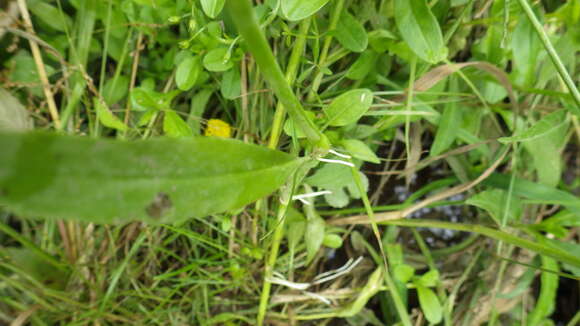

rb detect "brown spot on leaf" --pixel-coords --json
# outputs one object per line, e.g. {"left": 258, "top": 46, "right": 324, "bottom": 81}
{"left": 146, "top": 192, "right": 173, "bottom": 219}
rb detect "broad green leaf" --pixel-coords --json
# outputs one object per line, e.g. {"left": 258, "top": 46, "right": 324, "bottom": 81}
{"left": 394, "top": 0, "right": 448, "bottom": 63}
{"left": 281, "top": 0, "right": 330, "bottom": 21}
{"left": 341, "top": 139, "right": 380, "bottom": 164}
{"left": 203, "top": 48, "right": 233, "bottom": 72}
{"left": 499, "top": 110, "right": 568, "bottom": 143}
{"left": 200, "top": 0, "right": 225, "bottom": 19}
{"left": 0, "top": 88, "right": 33, "bottom": 131}
{"left": 416, "top": 285, "right": 443, "bottom": 324}
{"left": 175, "top": 56, "right": 200, "bottom": 91}
{"left": 94, "top": 99, "right": 128, "bottom": 132}
{"left": 466, "top": 189, "right": 522, "bottom": 226}
{"left": 324, "top": 89, "right": 373, "bottom": 126}
{"left": 221, "top": 67, "right": 241, "bottom": 100}
{"left": 334, "top": 12, "right": 368, "bottom": 53}
{"left": 0, "top": 132, "right": 302, "bottom": 224}
{"left": 163, "top": 111, "right": 192, "bottom": 137}
{"left": 305, "top": 216, "right": 325, "bottom": 263}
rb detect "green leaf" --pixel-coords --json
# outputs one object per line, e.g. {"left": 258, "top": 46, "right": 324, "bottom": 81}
{"left": 416, "top": 285, "right": 443, "bottom": 324}
{"left": 394, "top": 264, "right": 415, "bottom": 283}
{"left": 499, "top": 110, "right": 568, "bottom": 143}
{"left": 103, "top": 75, "right": 130, "bottom": 106}
{"left": 281, "top": 0, "right": 331, "bottom": 21}
{"left": 305, "top": 216, "right": 325, "bottom": 263}
{"left": 323, "top": 233, "right": 343, "bottom": 249}
{"left": 511, "top": 13, "right": 543, "bottom": 87}
{"left": 417, "top": 269, "right": 440, "bottom": 288}
{"left": 324, "top": 89, "right": 373, "bottom": 126}
{"left": 466, "top": 189, "right": 522, "bottom": 226}
{"left": 94, "top": 99, "right": 129, "bottom": 132}
{"left": 0, "top": 132, "right": 302, "bottom": 224}
{"left": 221, "top": 67, "right": 241, "bottom": 100}
{"left": 346, "top": 50, "right": 378, "bottom": 80}
{"left": 430, "top": 77, "right": 460, "bottom": 156}
{"left": 286, "top": 207, "right": 306, "bottom": 251}
{"left": 393, "top": 0, "right": 448, "bottom": 63}
{"left": 523, "top": 112, "right": 569, "bottom": 187}
{"left": 28, "top": 0, "right": 72, "bottom": 32}
{"left": 203, "top": 48, "right": 233, "bottom": 72}
{"left": 0, "top": 247, "right": 69, "bottom": 290}
{"left": 341, "top": 139, "right": 380, "bottom": 164}
{"left": 0, "top": 88, "right": 33, "bottom": 131}
{"left": 334, "top": 12, "right": 368, "bottom": 53}
{"left": 200, "top": 0, "right": 225, "bottom": 19}
{"left": 175, "top": 56, "right": 200, "bottom": 91}
{"left": 527, "top": 256, "right": 559, "bottom": 325}
{"left": 163, "top": 111, "right": 192, "bottom": 137}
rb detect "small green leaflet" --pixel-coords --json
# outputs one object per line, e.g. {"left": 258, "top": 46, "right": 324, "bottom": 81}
{"left": 0, "top": 132, "right": 303, "bottom": 224}
{"left": 324, "top": 89, "right": 373, "bottom": 126}
{"left": 341, "top": 139, "right": 380, "bottom": 164}
{"left": 499, "top": 110, "right": 568, "bottom": 143}
{"left": 394, "top": 0, "right": 448, "bottom": 63}
{"left": 281, "top": 0, "right": 330, "bottom": 21}
{"left": 416, "top": 285, "right": 443, "bottom": 324}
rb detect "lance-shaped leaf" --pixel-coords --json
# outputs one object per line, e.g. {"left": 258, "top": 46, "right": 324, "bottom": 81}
{"left": 0, "top": 132, "right": 302, "bottom": 224}
{"left": 394, "top": 0, "right": 447, "bottom": 63}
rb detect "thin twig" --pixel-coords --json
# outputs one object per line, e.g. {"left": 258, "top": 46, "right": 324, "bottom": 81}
{"left": 16, "top": 0, "right": 61, "bottom": 129}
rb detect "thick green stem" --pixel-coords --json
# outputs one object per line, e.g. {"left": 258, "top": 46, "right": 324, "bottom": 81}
{"left": 516, "top": 0, "right": 580, "bottom": 115}
{"left": 268, "top": 18, "right": 312, "bottom": 149}
{"left": 226, "top": 0, "right": 323, "bottom": 144}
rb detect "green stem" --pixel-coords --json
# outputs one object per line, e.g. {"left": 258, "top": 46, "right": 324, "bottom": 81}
{"left": 226, "top": 0, "right": 323, "bottom": 144}
{"left": 382, "top": 219, "right": 580, "bottom": 268}
{"left": 351, "top": 166, "right": 413, "bottom": 326}
{"left": 516, "top": 0, "right": 580, "bottom": 115}
{"left": 256, "top": 201, "right": 288, "bottom": 326}
{"left": 306, "top": 0, "right": 345, "bottom": 102}
{"left": 268, "top": 18, "right": 312, "bottom": 149}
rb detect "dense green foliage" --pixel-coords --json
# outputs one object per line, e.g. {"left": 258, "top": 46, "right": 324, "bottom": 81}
{"left": 0, "top": 0, "right": 579, "bottom": 325}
